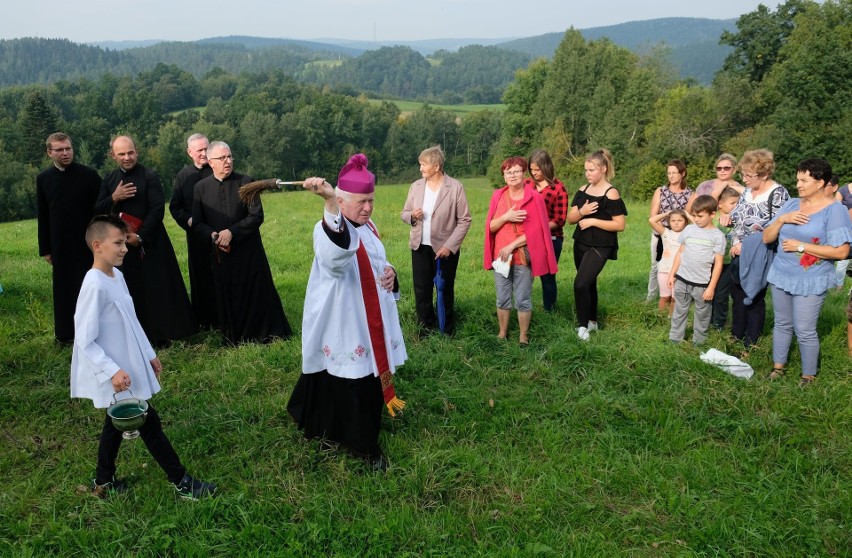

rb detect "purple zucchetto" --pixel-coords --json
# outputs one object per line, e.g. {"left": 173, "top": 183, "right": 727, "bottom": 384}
{"left": 337, "top": 153, "right": 375, "bottom": 194}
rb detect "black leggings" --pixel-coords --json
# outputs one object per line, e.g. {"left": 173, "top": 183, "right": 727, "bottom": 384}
{"left": 96, "top": 405, "right": 186, "bottom": 485}
{"left": 573, "top": 244, "right": 614, "bottom": 327}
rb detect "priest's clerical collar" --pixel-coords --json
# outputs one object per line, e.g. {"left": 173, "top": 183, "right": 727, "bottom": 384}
{"left": 54, "top": 163, "right": 67, "bottom": 171}
{"left": 345, "top": 216, "right": 364, "bottom": 228}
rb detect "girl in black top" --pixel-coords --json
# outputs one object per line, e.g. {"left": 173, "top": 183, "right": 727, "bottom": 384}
{"left": 567, "top": 149, "right": 627, "bottom": 341}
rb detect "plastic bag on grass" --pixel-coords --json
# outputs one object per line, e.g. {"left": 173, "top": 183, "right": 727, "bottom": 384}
{"left": 700, "top": 348, "right": 754, "bottom": 379}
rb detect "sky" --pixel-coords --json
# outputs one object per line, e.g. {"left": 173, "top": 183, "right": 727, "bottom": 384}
{"left": 6, "top": 0, "right": 776, "bottom": 43}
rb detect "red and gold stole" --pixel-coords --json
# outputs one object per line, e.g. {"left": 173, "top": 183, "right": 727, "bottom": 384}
{"left": 355, "top": 223, "right": 405, "bottom": 417}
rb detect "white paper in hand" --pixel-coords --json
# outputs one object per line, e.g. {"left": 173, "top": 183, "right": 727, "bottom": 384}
{"left": 492, "top": 258, "right": 510, "bottom": 278}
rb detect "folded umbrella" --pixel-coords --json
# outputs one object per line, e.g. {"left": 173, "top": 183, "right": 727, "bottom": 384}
{"left": 433, "top": 259, "right": 446, "bottom": 333}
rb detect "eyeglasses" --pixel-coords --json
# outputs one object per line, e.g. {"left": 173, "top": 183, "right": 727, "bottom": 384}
{"left": 740, "top": 172, "right": 759, "bottom": 180}
{"left": 209, "top": 155, "right": 234, "bottom": 162}
{"left": 503, "top": 169, "right": 524, "bottom": 176}
{"left": 50, "top": 147, "right": 73, "bottom": 153}
{"left": 715, "top": 166, "right": 733, "bottom": 171}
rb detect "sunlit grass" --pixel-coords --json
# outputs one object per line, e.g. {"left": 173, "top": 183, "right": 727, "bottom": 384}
{"left": 1, "top": 178, "right": 849, "bottom": 555}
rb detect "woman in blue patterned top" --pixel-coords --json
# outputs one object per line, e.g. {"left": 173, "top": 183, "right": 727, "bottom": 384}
{"left": 762, "top": 158, "right": 852, "bottom": 386}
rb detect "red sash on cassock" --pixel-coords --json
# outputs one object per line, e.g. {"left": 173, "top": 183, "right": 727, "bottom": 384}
{"left": 355, "top": 225, "right": 405, "bottom": 417}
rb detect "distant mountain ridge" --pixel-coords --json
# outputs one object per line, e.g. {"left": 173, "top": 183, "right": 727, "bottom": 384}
{"left": 497, "top": 17, "right": 735, "bottom": 83}
{"left": 2, "top": 17, "right": 735, "bottom": 88}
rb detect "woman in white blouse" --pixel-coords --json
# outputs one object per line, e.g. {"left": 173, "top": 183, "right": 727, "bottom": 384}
{"left": 401, "top": 146, "right": 472, "bottom": 335}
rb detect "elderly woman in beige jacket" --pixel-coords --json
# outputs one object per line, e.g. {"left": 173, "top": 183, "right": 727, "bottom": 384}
{"left": 400, "top": 146, "right": 472, "bottom": 334}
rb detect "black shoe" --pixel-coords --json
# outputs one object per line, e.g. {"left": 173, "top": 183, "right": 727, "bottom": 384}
{"left": 366, "top": 453, "right": 388, "bottom": 472}
{"left": 173, "top": 474, "right": 216, "bottom": 500}
{"left": 91, "top": 477, "right": 129, "bottom": 499}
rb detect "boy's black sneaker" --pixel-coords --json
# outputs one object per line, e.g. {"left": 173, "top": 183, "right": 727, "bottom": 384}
{"left": 91, "top": 477, "right": 129, "bottom": 499}
{"left": 173, "top": 473, "right": 216, "bottom": 500}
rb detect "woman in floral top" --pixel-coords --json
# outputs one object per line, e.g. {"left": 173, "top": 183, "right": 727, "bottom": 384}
{"left": 762, "top": 158, "right": 852, "bottom": 386}
{"left": 728, "top": 149, "right": 790, "bottom": 347}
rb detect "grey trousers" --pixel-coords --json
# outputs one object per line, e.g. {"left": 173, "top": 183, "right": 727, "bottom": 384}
{"left": 494, "top": 264, "right": 533, "bottom": 312}
{"left": 669, "top": 280, "right": 712, "bottom": 344}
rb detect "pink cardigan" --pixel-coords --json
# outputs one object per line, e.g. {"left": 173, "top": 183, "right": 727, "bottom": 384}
{"left": 483, "top": 184, "right": 558, "bottom": 277}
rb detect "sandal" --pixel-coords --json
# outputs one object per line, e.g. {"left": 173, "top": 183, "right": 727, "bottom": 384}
{"left": 798, "top": 375, "right": 816, "bottom": 388}
{"left": 768, "top": 366, "right": 786, "bottom": 380}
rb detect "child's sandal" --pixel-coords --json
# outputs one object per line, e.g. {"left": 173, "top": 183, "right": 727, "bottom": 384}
{"left": 768, "top": 366, "right": 786, "bottom": 380}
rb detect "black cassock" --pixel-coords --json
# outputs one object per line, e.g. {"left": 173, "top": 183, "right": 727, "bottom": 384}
{"left": 192, "top": 171, "right": 292, "bottom": 344}
{"left": 169, "top": 164, "right": 218, "bottom": 329}
{"left": 36, "top": 162, "right": 101, "bottom": 343}
{"left": 96, "top": 164, "right": 197, "bottom": 344}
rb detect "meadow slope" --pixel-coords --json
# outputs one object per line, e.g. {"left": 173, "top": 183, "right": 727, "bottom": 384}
{"left": 1, "top": 178, "right": 849, "bottom": 556}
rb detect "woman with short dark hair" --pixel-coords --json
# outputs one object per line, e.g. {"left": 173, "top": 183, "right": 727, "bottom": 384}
{"left": 762, "top": 158, "right": 852, "bottom": 386}
{"left": 484, "top": 157, "right": 557, "bottom": 345}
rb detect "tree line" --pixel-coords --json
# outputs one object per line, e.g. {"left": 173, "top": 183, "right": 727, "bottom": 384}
{"left": 494, "top": 0, "right": 851, "bottom": 197}
{"left": 0, "top": 0, "right": 849, "bottom": 223}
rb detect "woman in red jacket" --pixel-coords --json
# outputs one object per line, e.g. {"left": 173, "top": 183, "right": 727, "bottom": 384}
{"left": 484, "top": 157, "right": 557, "bottom": 346}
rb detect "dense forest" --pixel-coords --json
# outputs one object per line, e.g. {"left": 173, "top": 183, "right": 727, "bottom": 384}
{"left": 0, "top": 0, "right": 849, "bottom": 223}
{"left": 499, "top": 17, "right": 736, "bottom": 84}
{"left": 302, "top": 45, "right": 531, "bottom": 104}
{"left": 0, "top": 18, "right": 735, "bottom": 91}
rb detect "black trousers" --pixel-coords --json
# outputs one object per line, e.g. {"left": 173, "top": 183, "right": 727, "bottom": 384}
{"left": 710, "top": 263, "right": 733, "bottom": 329}
{"left": 96, "top": 405, "right": 186, "bottom": 485}
{"left": 411, "top": 245, "right": 460, "bottom": 334}
{"left": 731, "top": 279, "right": 767, "bottom": 347}
{"left": 573, "top": 244, "right": 613, "bottom": 328}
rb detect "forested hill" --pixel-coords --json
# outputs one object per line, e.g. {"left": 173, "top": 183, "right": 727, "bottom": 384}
{"left": 0, "top": 38, "right": 124, "bottom": 85}
{"left": 0, "top": 38, "right": 351, "bottom": 87}
{"left": 2, "top": 18, "right": 735, "bottom": 89}
{"left": 499, "top": 17, "right": 736, "bottom": 83}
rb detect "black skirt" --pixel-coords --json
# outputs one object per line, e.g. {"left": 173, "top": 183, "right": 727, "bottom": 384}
{"left": 287, "top": 370, "right": 384, "bottom": 459}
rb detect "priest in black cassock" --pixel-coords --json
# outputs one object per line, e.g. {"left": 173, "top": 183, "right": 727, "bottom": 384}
{"left": 95, "top": 135, "right": 197, "bottom": 345}
{"left": 191, "top": 141, "right": 291, "bottom": 344}
{"left": 36, "top": 132, "right": 101, "bottom": 344}
{"left": 169, "top": 133, "right": 218, "bottom": 329}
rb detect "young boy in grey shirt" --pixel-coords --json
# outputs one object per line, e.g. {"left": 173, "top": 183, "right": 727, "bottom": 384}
{"left": 667, "top": 195, "right": 726, "bottom": 344}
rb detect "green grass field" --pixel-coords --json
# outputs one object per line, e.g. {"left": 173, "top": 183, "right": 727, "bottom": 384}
{"left": 1, "top": 178, "right": 850, "bottom": 556}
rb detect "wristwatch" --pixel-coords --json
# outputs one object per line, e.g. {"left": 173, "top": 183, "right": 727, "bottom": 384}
{"left": 797, "top": 244, "right": 805, "bottom": 253}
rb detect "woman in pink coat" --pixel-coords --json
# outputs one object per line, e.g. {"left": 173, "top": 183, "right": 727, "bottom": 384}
{"left": 484, "top": 156, "right": 557, "bottom": 346}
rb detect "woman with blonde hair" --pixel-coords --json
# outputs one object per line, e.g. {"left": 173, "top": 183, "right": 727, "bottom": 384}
{"left": 567, "top": 149, "right": 627, "bottom": 341}
{"left": 401, "top": 145, "right": 472, "bottom": 334}
{"left": 728, "top": 148, "right": 789, "bottom": 348}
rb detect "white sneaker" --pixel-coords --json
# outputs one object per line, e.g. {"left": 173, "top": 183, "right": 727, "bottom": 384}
{"left": 587, "top": 321, "right": 599, "bottom": 332}
{"left": 577, "top": 327, "right": 590, "bottom": 341}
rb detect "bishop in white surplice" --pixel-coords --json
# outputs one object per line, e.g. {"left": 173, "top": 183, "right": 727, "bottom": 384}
{"left": 302, "top": 209, "right": 408, "bottom": 379}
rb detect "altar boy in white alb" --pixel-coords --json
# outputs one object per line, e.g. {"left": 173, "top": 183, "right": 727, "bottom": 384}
{"left": 71, "top": 214, "right": 215, "bottom": 499}
{"left": 287, "top": 154, "right": 407, "bottom": 471}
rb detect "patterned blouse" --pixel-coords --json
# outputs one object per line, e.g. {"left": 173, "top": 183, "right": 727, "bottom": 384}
{"left": 657, "top": 185, "right": 692, "bottom": 227}
{"left": 729, "top": 183, "right": 790, "bottom": 245}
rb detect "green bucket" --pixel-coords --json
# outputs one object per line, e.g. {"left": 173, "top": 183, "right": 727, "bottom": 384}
{"left": 107, "top": 392, "right": 149, "bottom": 433}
